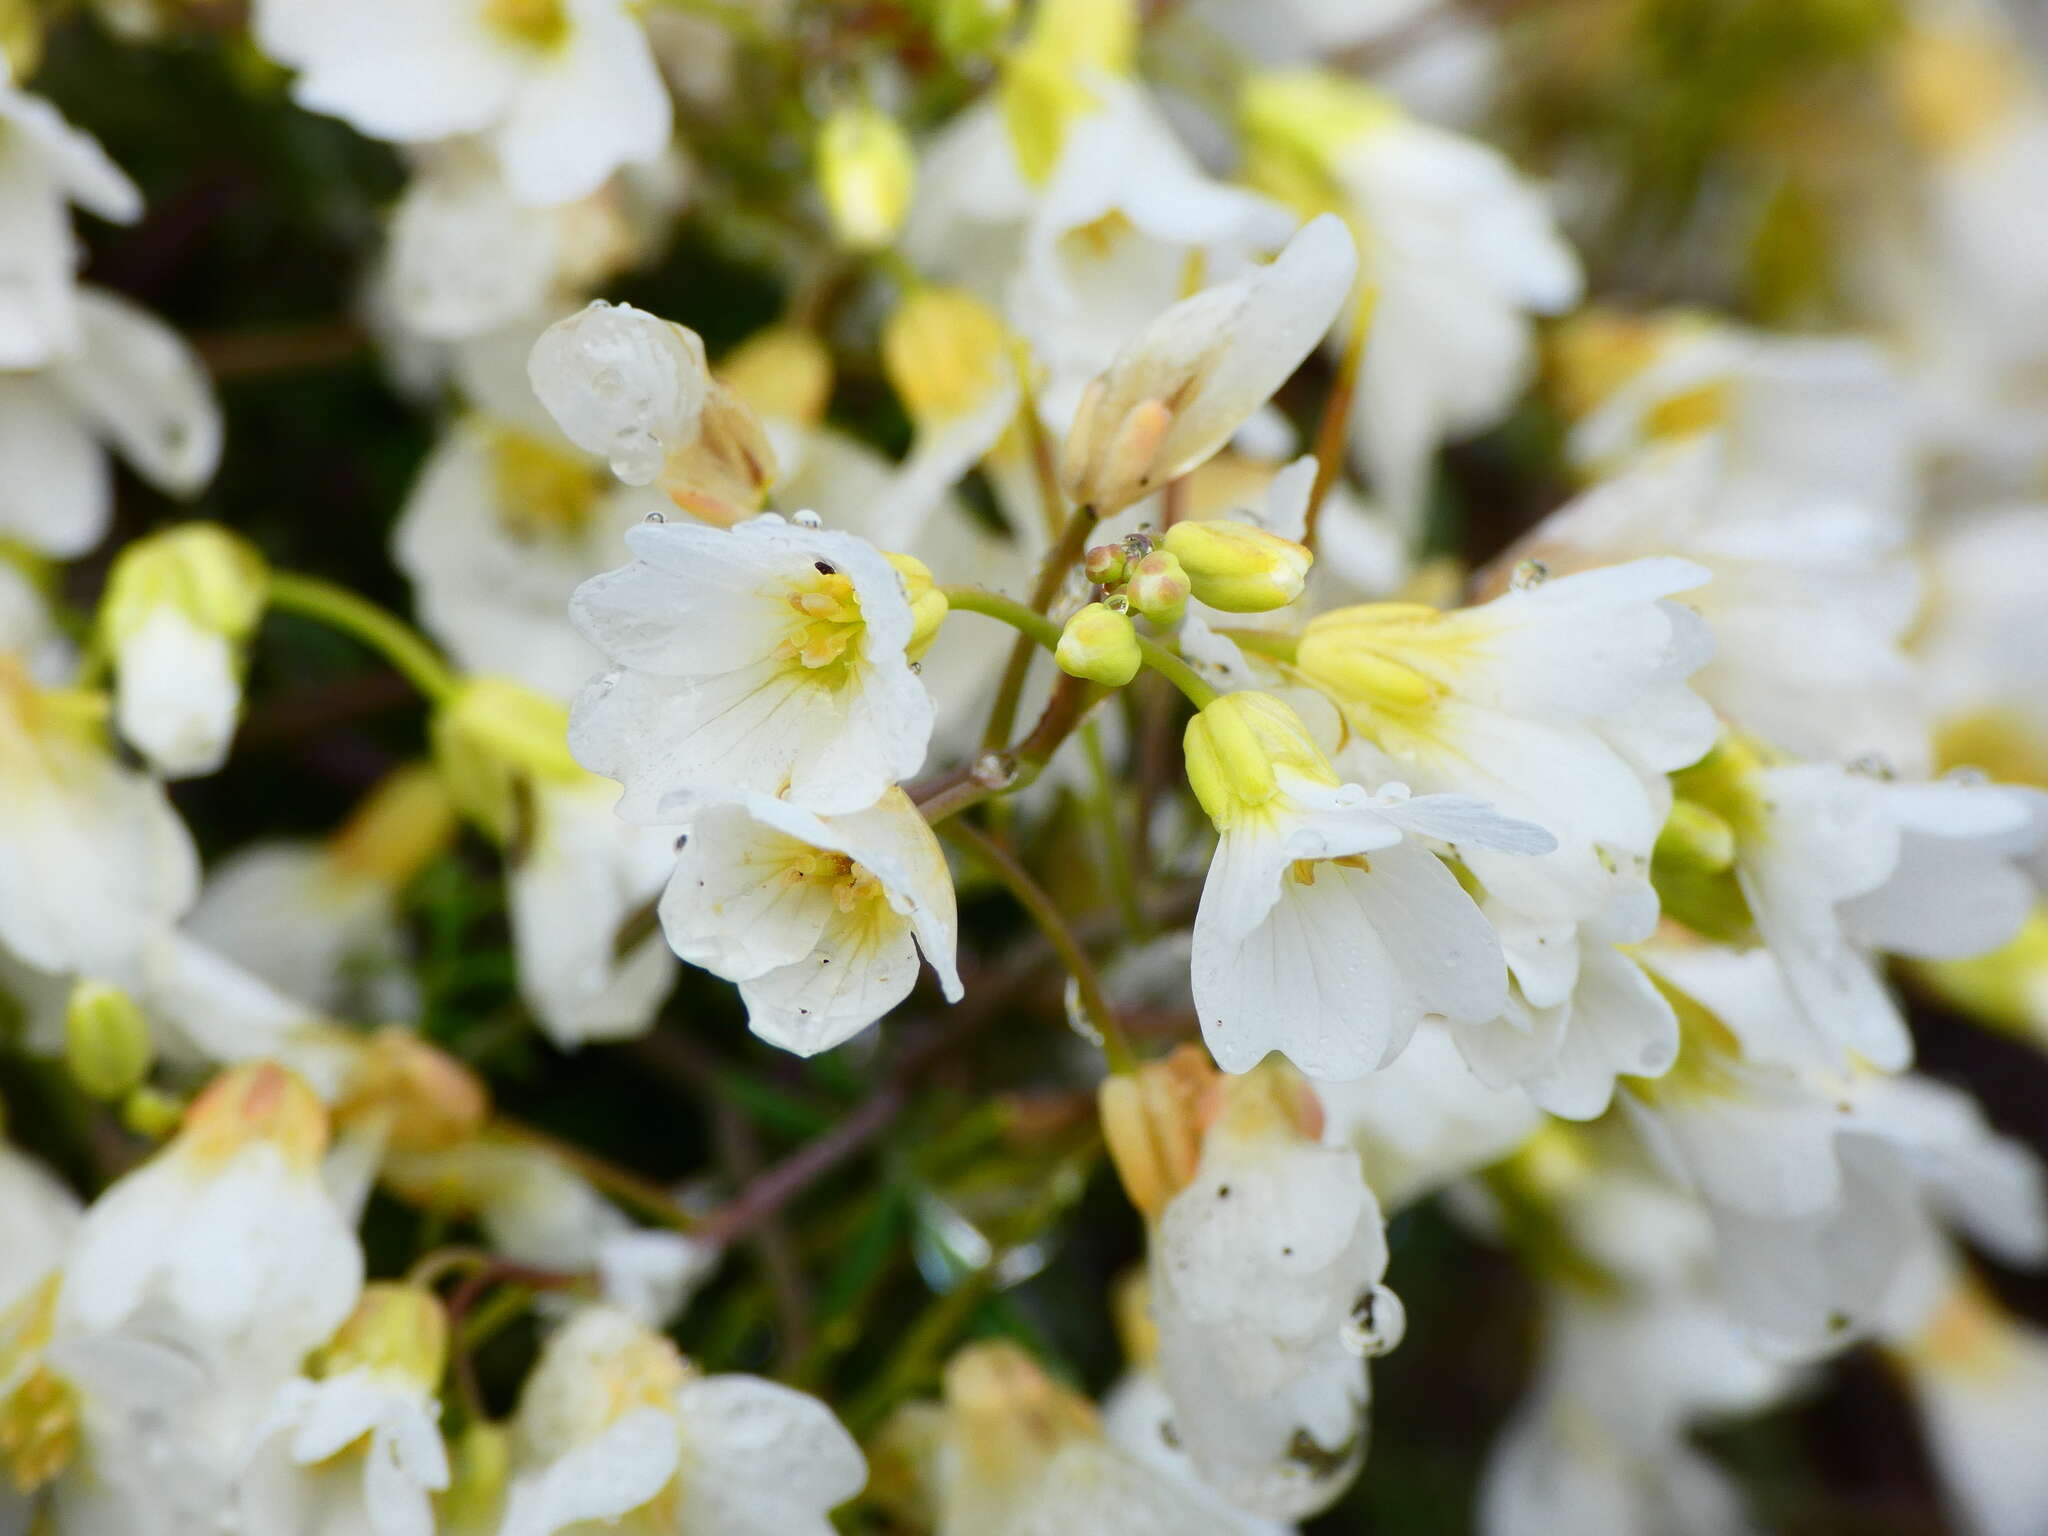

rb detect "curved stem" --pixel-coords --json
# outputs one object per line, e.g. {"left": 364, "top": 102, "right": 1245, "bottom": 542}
{"left": 1133, "top": 637, "right": 1219, "bottom": 710}
{"left": 1082, "top": 722, "right": 1147, "bottom": 938}
{"left": 940, "top": 819, "right": 1137, "bottom": 1074}
{"left": 267, "top": 572, "right": 458, "bottom": 703}
{"left": 981, "top": 503, "right": 1098, "bottom": 751}
{"left": 1304, "top": 283, "right": 1379, "bottom": 553}
{"left": 938, "top": 585, "right": 1063, "bottom": 652}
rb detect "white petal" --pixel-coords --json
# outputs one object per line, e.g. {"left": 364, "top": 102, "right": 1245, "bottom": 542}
{"left": 672, "top": 1375, "right": 866, "bottom": 1535}
{"left": 54, "top": 288, "right": 222, "bottom": 496}
{"left": 115, "top": 609, "right": 241, "bottom": 778}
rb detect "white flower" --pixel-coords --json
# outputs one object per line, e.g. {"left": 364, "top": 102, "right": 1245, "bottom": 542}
{"left": 1917, "top": 505, "right": 2048, "bottom": 749}
{"left": 0, "top": 655, "right": 199, "bottom": 980}
{"left": 568, "top": 514, "right": 935, "bottom": 817}
{"left": 502, "top": 1305, "right": 864, "bottom": 1536}
{"left": 1505, "top": 442, "right": 1928, "bottom": 770}
{"left": 1147, "top": 1065, "right": 1394, "bottom": 1519}
{"left": 1313, "top": 1023, "right": 1543, "bottom": 1212}
{"left": 525, "top": 299, "right": 711, "bottom": 485}
{"left": 1184, "top": 691, "right": 1553, "bottom": 1080}
{"left": 511, "top": 776, "right": 678, "bottom": 1047}
{"left": 0, "top": 80, "right": 140, "bottom": 367}
{"left": 253, "top": 0, "right": 672, "bottom": 207}
{"left": 659, "top": 786, "right": 961, "bottom": 1056}
{"left": 239, "top": 1370, "right": 450, "bottom": 1536}
{"left": 1677, "top": 747, "right": 2040, "bottom": 1070}
{"left": 396, "top": 413, "right": 658, "bottom": 700}
{"left": 1098, "top": 1372, "right": 1293, "bottom": 1536}
{"left": 0, "top": 1143, "right": 79, "bottom": 1311}
{"left": 1293, "top": 557, "right": 1717, "bottom": 932}
{"left": 0, "top": 286, "right": 222, "bottom": 557}
{"left": 61, "top": 1062, "right": 365, "bottom": 1376}
{"left": 1241, "top": 72, "right": 1581, "bottom": 530}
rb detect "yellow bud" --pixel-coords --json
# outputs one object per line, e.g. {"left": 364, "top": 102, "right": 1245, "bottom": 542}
{"left": 1123, "top": 549, "right": 1190, "bottom": 625}
{"left": 336, "top": 1027, "right": 491, "bottom": 1155}
{"left": 882, "top": 287, "right": 1009, "bottom": 426}
{"left": 1161, "top": 519, "right": 1311, "bottom": 613}
{"left": 720, "top": 326, "right": 834, "bottom": 428}
{"left": 1082, "top": 542, "right": 1129, "bottom": 586}
{"left": 431, "top": 678, "right": 583, "bottom": 846}
{"left": 120, "top": 1087, "right": 187, "bottom": 1141}
{"left": 1099, "top": 1043, "right": 1219, "bottom": 1222}
{"left": 1181, "top": 691, "right": 1338, "bottom": 830}
{"left": 328, "top": 765, "right": 460, "bottom": 892}
{"left": 63, "top": 981, "right": 153, "bottom": 1102}
{"left": 99, "top": 523, "right": 269, "bottom": 650}
{"left": 659, "top": 381, "right": 779, "bottom": 528}
{"left": 440, "top": 1420, "right": 513, "bottom": 1530}
{"left": 1023, "top": 0, "right": 1136, "bottom": 78}
{"left": 1055, "top": 601, "right": 1141, "bottom": 687}
{"left": 819, "top": 105, "right": 917, "bottom": 251}
{"left": 999, "top": 48, "right": 1097, "bottom": 186}
{"left": 316, "top": 1283, "right": 450, "bottom": 1390}
{"left": 1240, "top": 70, "right": 1398, "bottom": 217}
{"left": 181, "top": 1061, "right": 329, "bottom": 1170}
{"left": 886, "top": 552, "right": 948, "bottom": 660}
{"left": 1, "top": 0, "right": 43, "bottom": 78}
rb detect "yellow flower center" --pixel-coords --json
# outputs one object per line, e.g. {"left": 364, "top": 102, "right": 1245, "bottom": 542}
{"left": 489, "top": 426, "right": 605, "bottom": 540}
{"left": 0, "top": 1278, "right": 74, "bottom": 1497}
{"left": 484, "top": 0, "right": 571, "bottom": 50}
{"left": 783, "top": 847, "right": 889, "bottom": 916}
{"left": 1642, "top": 379, "right": 1732, "bottom": 441}
{"left": 774, "top": 568, "right": 867, "bottom": 687}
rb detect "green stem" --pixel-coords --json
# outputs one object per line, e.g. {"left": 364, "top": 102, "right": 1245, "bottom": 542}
{"left": 267, "top": 572, "right": 458, "bottom": 703}
{"left": 1134, "top": 637, "right": 1219, "bottom": 709}
{"left": 1082, "top": 722, "right": 1147, "bottom": 938}
{"left": 939, "top": 585, "right": 1063, "bottom": 652}
{"left": 940, "top": 819, "right": 1136, "bottom": 1074}
{"left": 1304, "top": 282, "right": 1378, "bottom": 554}
{"left": 981, "top": 504, "right": 1098, "bottom": 751}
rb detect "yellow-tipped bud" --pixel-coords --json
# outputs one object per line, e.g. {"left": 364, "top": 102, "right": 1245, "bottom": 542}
{"left": 430, "top": 678, "right": 584, "bottom": 846}
{"left": 659, "top": 381, "right": 779, "bottom": 528}
{"left": 819, "top": 105, "right": 917, "bottom": 252}
{"left": 1099, "top": 1043, "right": 1219, "bottom": 1223}
{"left": 887, "top": 552, "right": 949, "bottom": 660}
{"left": 328, "top": 765, "right": 460, "bottom": 892}
{"left": 316, "top": 1283, "right": 450, "bottom": 1392}
{"left": 720, "top": 326, "right": 834, "bottom": 429}
{"left": 1123, "top": 549, "right": 1190, "bottom": 626}
{"left": 98, "top": 522, "right": 269, "bottom": 649}
{"left": 64, "top": 981, "right": 153, "bottom": 1102}
{"left": 181, "top": 1061, "right": 329, "bottom": 1171}
{"left": 882, "top": 287, "right": 1009, "bottom": 427}
{"left": 1161, "top": 519, "right": 1311, "bottom": 613}
{"left": 1055, "top": 601, "right": 1141, "bottom": 687}
{"left": 336, "top": 1027, "right": 491, "bottom": 1155}
{"left": 1182, "top": 691, "right": 1337, "bottom": 830}
{"left": 1082, "top": 542, "right": 1129, "bottom": 586}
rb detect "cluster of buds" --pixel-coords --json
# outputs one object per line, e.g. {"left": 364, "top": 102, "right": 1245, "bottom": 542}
{"left": 1057, "top": 520, "right": 1312, "bottom": 688}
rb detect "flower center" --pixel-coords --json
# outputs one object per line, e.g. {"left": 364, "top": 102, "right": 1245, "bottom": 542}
{"left": 0, "top": 1279, "right": 75, "bottom": 1497}
{"left": 484, "top": 0, "right": 571, "bottom": 51}
{"left": 774, "top": 568, "right": 867, "bottom": 687}
{"left": 489, "top": 426, "right": 605, "bottom": 540}
{"left": 783, "top": 848, "right": 888, "bottom": 915}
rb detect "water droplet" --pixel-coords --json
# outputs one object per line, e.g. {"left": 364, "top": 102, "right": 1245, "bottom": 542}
{"left": 644, "top": 510, "right": 665, "bottom": 523}
{"left": 971, "top": 752, "right": 1018, "bottom": 789}
{"left": 793, "top": 509, "right": 824, "bottom": 530}
{"left": 1341, "top": 1283, "right": 1406, "bottom": 1358}
{"left": 591, "top": 364, "right": 626, "bottom": 399}
{"left": 607, "top": 426, "right": 664, "bottom": 484}
{"left": 1846, "top": 752, "right": 1896, "bottom": 780}
{"left": 1510, "top": 558, "right": 1549, "bottom": 592}
{"left": 1944, "top": 764, "right": 1989, "bottom": 786}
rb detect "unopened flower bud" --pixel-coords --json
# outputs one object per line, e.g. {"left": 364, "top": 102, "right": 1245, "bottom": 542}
{"left": 882, "top": 287, "right": 1009, "bottom": 427}
{"left": 1182, "top": 691, "right": 1337, "bottom": 831}
{"left": 328, "top": 765, "right": 459, "bottom": 892}
{"left": 1056, "top": 601, "right": 1141, "bottom": 687}
{"left": 181, "top": 1061, "right": 329, "bottom": 1170}
{"left": 1082, "top": 542, "right": 1129, "bottom": 586}
{"left": 316, "top": 1282, "right": 449, "bottom": 1392}
{"left": 818, "top": 104, "right": 916, "bottom": 251}
{"left": 1124, "top": 549, "right": 1190, "bottom": 625}
{"left": 431, "top": 677, "right": 583, "bottom": 846}
{"left": 720, "top": 326, "right": 834, "bottom": 429}
{"left": 121, "top": 1086, "right": 186, "bottom": 1141}
{"left": 64, "top": 980, "right": 152, "bottom": 1102}
{"left": 887, "top": 552, "right": 948, "bottom": 660}
{"left": 100, "top": 522, "right": 268, "bottom": 649}
{"left": 1161, "top": 519, "right": 1311, "bottom": 613}
{"left": 1099, "top": 1043, "right": 1220, "bottom": 1222}
{"left": 336, "top": 1027, "right": 490, "bottom": 1155}
{"left": 660, "top": 380, "right": 779, "bottom": 527}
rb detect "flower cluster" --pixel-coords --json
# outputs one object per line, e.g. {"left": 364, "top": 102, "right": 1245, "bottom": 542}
{"left": 6, "top": 0, "right": 2048, "bottom": 1532}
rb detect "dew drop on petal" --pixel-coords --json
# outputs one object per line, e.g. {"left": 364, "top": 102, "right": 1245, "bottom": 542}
{"left": 1341, "top": 1283, "right": 1406, "bottom": 1358}
{"left": 793, "top": 509, "right": 824, "bottom": 529}
{"left": 1510, "top": 558, "right": 1549, "bottom": 592}
{"left": 644, "top": 510, "right": 665, "bottom": 523}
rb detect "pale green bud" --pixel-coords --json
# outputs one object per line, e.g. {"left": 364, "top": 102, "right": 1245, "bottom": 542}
{"left": 1182, "top": 691, "right": 1337, "bottom": 830}
{"left": 1162, "top": 519, "right": 1312, "bottom": 613}
{"left": 819, "top": 105, "right": 917, "bottom": 252}
{"left": 440, "top": 1421, "right": 513, "bottom": 1530}
{"left": 1056, "top": 601, "right": 1141, "bottom": 687}
{"left": 887, "top": 552, "right": 949, "bottom": 660}
{"left": 1082, "top": 543, "right": 1130, "bottom": 586}
{"left": 316, "top": 1283, "right": 449, "bottom": 1392}
{"left": 64, "top": 981, "right": 153, "bottom": 1102}
{"left": 99, "top": 523, "right": 268, "bottom": 650}
{"left": 1124, "top": 549, "right": 1191, "bottom": 626}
